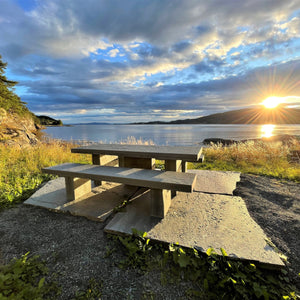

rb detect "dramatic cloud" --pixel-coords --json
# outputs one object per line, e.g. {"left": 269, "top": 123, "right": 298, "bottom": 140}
{"left": 0, "top": 0, "right": 299, "bottom": 123}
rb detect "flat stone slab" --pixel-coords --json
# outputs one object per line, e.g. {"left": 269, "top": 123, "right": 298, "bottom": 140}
{"left": 25, "top": 178, "right": 131, "bottom": 222}
{"left": 105, "top": 190, "right": 284, "bottom": 268}
{"left": 188, "top": 169, "right": 240, "bottom": 195}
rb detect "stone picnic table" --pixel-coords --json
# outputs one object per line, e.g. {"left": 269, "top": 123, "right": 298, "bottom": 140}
{"left": 70, "top": 143, "right": 204, "bottom": 173}
{"left": 43, "top": 144, "right": 204, "bottom": 218}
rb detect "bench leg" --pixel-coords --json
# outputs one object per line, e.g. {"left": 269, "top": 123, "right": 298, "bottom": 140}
{"left": 165, "top": 159, "right": 182, "bottom": 198}
{"left": 65, "top": 177, "right": 92, "bottom": 201}
{"left": 150, "top": 189, "right": 171, "bottom": 218}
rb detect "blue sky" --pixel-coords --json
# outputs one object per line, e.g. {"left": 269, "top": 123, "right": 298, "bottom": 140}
{"left": 1, "top": 0, "right": 300, "bottom": 124}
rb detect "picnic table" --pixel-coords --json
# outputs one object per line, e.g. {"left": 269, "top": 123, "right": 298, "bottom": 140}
{"left": 43, "top": 144, "right": 203, "bottom": 218}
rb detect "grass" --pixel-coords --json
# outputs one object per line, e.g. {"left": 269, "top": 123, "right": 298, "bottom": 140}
{"left": 0, "top": 139, "right": 91, "bottom": 210}
{"left": 191, "top": 139, "right": 300, "bottom": 182}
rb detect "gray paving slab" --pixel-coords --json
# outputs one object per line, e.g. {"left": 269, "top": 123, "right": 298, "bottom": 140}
{"left": 24, "top": 178, "right": 128, "bottom": 222}
{"left": 188, "top": 169, "right": 240, "bottom": 195}
{"left": 105, "top": 190, "right": 284, "bottom": 268}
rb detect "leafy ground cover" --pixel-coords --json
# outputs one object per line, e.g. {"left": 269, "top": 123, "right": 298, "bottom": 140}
{"left": 0, "top": 253, "right": 60, "bottom": 299}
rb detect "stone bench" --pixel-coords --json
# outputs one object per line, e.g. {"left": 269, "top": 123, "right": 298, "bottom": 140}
{"left": 42, "top": 163, "right": 197, "bottom": 218}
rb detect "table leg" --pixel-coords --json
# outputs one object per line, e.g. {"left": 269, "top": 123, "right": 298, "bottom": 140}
{"left": 92, "top": 154, "right": 102, "bottom": 186}
{"left": 150, "top": 189, "right": 171, "bottom": 218}
{"left": 165, "top": 159, "right": 182, "bottom": 197}
{"left": 92, "top": 154, "right": 118, "bottom": 185}
{"left": 119, "top": 156, "right": 155, "bottom": 169}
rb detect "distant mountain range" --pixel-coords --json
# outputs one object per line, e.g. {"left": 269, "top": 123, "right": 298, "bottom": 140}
{"left": 134, "top": 107, "right": 300, "bottom": 125}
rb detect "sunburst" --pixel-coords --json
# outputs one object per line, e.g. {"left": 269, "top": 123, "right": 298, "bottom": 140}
{"left": 261, "top": 96, "right": 282, "bottom": 109}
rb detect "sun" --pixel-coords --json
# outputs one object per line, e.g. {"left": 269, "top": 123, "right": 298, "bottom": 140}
{"left": 261, "top": 96, "right": 283, "bottom": 109}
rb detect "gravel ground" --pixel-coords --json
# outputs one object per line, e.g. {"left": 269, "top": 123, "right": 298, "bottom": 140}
{"left": 0, "top": 174, "right": 299, "bottom": 299}
{"left": 234, "top": 174, "right": 300, "bottom": 290}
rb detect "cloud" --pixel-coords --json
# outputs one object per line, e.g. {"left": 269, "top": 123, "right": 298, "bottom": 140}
{"left": 0, "top": 0, "right": 299, "bottom": 123}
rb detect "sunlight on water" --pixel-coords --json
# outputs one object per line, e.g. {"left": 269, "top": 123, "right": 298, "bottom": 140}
{"left": 261, "top": 124, "right": 275, "bottom": 138}
{"left": 44, "top": 124, "right": 300, "bottom": 146}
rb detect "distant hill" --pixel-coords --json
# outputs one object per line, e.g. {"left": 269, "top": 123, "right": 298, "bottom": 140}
{"left": 135, "top": 107, "right": 300, "bottom": 125}
{"left": 37, "top": 115, "right": 63, "bottom": 126}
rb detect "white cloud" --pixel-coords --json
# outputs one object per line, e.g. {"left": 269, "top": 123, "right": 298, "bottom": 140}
{"left": 108, "top": 49, "right": 119, "bottom": 57}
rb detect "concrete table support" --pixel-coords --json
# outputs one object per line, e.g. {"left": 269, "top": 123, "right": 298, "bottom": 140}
{"left": 151, "top": 189, "right": 171, "bottom": 218}
{"left": 119, "top": 156, "right": 155, "bottom": 170}
{"left": 92, "top": 154, "right": 118, "bottom": 185}
{"left": 165, "top": 159, "right": 182, "bottom": 197}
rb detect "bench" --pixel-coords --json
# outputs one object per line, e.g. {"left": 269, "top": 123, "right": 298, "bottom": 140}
{"left": 42, "top": 163, "right": 197, "bottom": 218}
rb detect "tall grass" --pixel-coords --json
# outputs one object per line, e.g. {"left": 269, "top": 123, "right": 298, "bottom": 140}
{"left": 0, "top": 140, "right": 90, "bottom": 209}
{"left": 192, "top": 140, "right": 300, "bottom": 181}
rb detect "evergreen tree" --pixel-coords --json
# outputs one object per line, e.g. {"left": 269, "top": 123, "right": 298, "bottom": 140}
{"left": 0, "top": 54, "right": 30, "bottom": 115}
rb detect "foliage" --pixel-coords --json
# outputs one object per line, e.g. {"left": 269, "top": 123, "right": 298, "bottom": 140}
{"left": 118, "top": 229, "right": 154, "bottom": 271}
{"left": 191, "top": 140, "right": 300, "bottom": 182}
{"left": 0, "top": 55, "right": 31, "bottom": 117}
{"left": 117, "top": 231, "right": 298, "bottom": 299}
{"left": 0, "top": 252, "right": 60, "bottom": 299}
{"left": 73, "top": 278, "right": 103, "bottom": 300}
{"left": 0, "top": 140, "right": 90, "bottom": 210}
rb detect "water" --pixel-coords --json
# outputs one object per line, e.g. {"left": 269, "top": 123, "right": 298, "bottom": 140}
{"left": 43, "top": 124, "right": 300, "bottom": 146}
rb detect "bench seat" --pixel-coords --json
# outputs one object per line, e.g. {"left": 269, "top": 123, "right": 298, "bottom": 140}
{"left": 42, "top": 163, "right": 197, "bottom": 218}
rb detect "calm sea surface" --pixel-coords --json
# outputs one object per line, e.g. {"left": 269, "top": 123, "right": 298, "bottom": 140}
{"left": 43, "top": 124, "right": 300, "bottom": 146}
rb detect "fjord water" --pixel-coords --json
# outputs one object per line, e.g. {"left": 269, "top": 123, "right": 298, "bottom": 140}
{"left": 43, "top": 124, "right": 300, "bottom": 146}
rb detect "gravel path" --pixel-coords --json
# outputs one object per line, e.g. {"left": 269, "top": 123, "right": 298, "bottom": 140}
{"left": 0, "top": 174, "right": 299, "bottom": 298}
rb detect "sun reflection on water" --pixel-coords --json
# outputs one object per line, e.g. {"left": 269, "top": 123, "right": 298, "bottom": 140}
{"left": 261, "top": 124, "right": 275, "bottom": 138}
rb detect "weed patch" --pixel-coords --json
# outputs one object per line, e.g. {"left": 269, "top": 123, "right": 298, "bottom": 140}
{"left": 115, "top": 231, "right": 298, "bottom": 299}
{"left": 0, "top": 252, "right": 60, "bottom": 299}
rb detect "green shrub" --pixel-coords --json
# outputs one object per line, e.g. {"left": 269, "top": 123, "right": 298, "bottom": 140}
{"left": 0, "top": 252, "right": 60, "bottom": 299}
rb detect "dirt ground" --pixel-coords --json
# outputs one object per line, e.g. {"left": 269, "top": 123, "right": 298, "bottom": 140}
{"left": 0, "top": 173, "right": 299, "bottom": 299}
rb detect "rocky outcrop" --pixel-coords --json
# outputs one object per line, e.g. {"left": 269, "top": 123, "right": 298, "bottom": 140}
{"left": 0, "top": 109, "right": 42, "bottom": 147}
{"left": 37, "top": 115, "right": 63, "bottom": 126}
{"left": 203, "top": 135, "right": 300, "bottom": 146}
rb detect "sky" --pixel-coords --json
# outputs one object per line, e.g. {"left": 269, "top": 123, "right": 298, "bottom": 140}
{"left": 0, "top": 0, "right": 300, "bottom": 124}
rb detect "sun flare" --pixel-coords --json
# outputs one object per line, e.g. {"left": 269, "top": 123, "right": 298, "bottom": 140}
{"left": 261, "top": 96, "right": 283, "bottom": 109}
